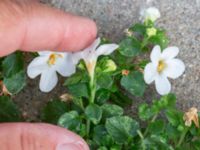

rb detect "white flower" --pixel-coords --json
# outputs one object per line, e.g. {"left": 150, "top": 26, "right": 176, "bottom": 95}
{"left": 74, "top": 38, "right": 119, "bottom": 78}
{"left": 144, "top": 45, "right": 185, "bottom": 95}
{"left": 140, "top": 7, "right": 161, "bottom": 22}
{"left": 27, "top": 51, "right": 77, "bottom": 92}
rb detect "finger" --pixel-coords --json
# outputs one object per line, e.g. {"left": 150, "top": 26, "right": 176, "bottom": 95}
{"left": 0, "top": 1, "right": 97, "bottom": 56}
{"left": 0, "top": 123, "right": 89, "bottom": 150}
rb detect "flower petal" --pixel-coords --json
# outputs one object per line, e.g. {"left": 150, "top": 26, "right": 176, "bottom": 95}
{"left": 39, "top": 69, "right": 58, "bottom": 92}
{"left": 95, "top": 44, "right": 119, "bottom": 57}
{"left": 155, "top": 75, "right": 171, "bottom": 95}
{"left": 88, "top": 37, "right": 101, "bottom": 51}
{"left": 144, "top": 62, "right": 157, "bottom": 84}
{"left": 27, "top": 57, "right": 48, "bottom": 78}
{"left": 55, "top": 53, "right": 76, "bottom": 77}
{"left": 38, "top": 51, "right": 52, "bottom": 56}
{"left": 73, "top": 38, "right": 101, "bottom": 62}
{"left": 150, "top": 45, "right": 161, "bottom": 64}
{"left": 161, "top": 47, "right": 179, "bottom": 60}
{"left": 164, "top": 59, "right": 185, "bottom": 79}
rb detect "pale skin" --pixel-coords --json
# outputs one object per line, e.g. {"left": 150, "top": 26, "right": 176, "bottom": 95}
{"left": 0, "top": 0, "right": 97, "bottom": 150}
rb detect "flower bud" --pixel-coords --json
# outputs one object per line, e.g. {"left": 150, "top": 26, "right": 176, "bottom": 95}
{"left": 140, "top": 7, "right": 161, "bottom": 23}
{"left": 122, "top": 70, "right": 130, "bottom": 76}
{"left": 103, "top": 59, "right": 117, "bottom": 73}
{"left": 146, "top": 27, "right": 157, "bottom": 37}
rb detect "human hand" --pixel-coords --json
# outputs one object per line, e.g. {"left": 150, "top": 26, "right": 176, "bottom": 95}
{"left": 0, "top": 0, "right": 97, "bottom": 149}
{"left": 0, "top": 123, "right": 89, "bottom": 150}
{"left": 0, "top": 0, "right": 97, "bottom": 56}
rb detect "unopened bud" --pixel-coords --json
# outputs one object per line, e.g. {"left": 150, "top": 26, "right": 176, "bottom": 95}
{"left": 146, "top": 27, "right": 157, "bottom": 37}
{"left": 103, "top": 60, "right": 117, "bottom": 73}
{"left": 122, "top": 70, "right": 130, "bottom": 76}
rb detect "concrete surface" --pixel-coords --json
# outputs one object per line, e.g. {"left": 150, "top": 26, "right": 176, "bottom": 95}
{"left": 47, "top": 0, "right": 200, "bottom": 110}
{"left": 14, "top": 0, "right": 200, "bottom": 121}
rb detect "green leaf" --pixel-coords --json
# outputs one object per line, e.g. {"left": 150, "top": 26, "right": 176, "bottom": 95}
{"left": 79, "top": 124, "right": 87, "bottom": 137}
{"left": 97, "top": 147, "right": 108, "bottom": 150}
{"left": 101, "top": 104, "right": 123, "bottom": 119}
{"left": 93, "top": 125, "right": 113, "bottom": 146}
{"left": 138, "top": 103, "right": 154, "bottom": 121}
{"left": 85, "top": 104, "right": 102, "bottom": 124}
{"left": 110, "top": 91, "right": 133, "bottom": 107}
{"left": 144, "top": 135, "right": 173, "bottom": 150}
{"left": 110, "top": 145, "right": 122, "bottom": 150}
{"left": 0, "top": 96, "right": 21, "bottom": 122}
{"left": 41, "top": 99, "right": 68, "bottom": 124}
{"left": 165, "top": 123, "right": 181, "bottom": 140}
{"left": 96, "top": 74, "right": 113, "bottom": 90}
{"left": 149, "top": 30, "right": 169, "bottom": 49}
{"left": 151, "top": 94, "right": 176, "bottom": 114}
{"left": 119, "top": 37, "right": 141, "bottom": 57}
{"left": 105, "top": 116, "right": 139, "bottom": 144}
{"left": 64, "top": 71, "right": 89, "bottom": 86}
{"left": 2, "top": 52, "right": 24, "bottom": 77}
{"left": 120, "top": 71, "right": 146, "bottom": 96}
{"left": 96, "top": 89, "right": 110, "bottom": 104}
{"left": 2, "top": 53, "right": 26, "bottom": 94}
{"left": 58, "top": 111, "right": 81, "bottom": 132}
{"left": 130, "top": 23, "right": 146, "bottom": 36}
{"left": 68, "top": 83, "right": 89, "bottom": 98}
{"left": 111, "top": 51, "right": 133, "bottom": 67}
{"left": 149, "top": 120, "right": 165, "bottom": 134}
{"left": 3, "top": 70, "right": 26, "bottom": 94}
{"left": 166, "top": 108, "right": 183, "bottom": 127}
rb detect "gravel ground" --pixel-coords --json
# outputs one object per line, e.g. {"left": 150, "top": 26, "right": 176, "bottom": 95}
{"left": 14, "top": 0, "right": 200, "bottom": 121}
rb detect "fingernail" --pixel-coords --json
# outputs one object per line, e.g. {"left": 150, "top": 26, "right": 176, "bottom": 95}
{"left": 56, "top": 143, "right": 83, "bottom": 150}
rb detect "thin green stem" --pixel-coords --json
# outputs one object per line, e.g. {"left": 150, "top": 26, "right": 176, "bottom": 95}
{"left": 137, "top": 130, "right": 146, "bottom": 150}
{"left": 89, "top": 75, "right": 96, "bottom": 104}
{"left": 177, "top": 128, "right": 188, "bottom": 147}
{"left": 86, "top": 64, "right": 97, "bottom": 138}
{"left": 144, "top": 114, "right": 158, "bottom": 137}
{"left": 86, "top": 119, "right": 91, "bottom": 138}
{"left": 137, "top": 130, "right": 144, "bottom": 139}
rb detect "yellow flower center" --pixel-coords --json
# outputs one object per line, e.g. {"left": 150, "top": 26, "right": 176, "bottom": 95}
{"left": 47, "top": 53, "right": 63, "bottom": 66}
{"left": 157, "top": 60, "right": 166, "bottom": 73}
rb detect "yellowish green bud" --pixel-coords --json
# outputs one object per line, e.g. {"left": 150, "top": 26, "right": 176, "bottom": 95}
{"left": 146, "top": 27, "right": 157, "bottom": 37}
{"left": 103, "top": 59, "right": 117, "bottom": 72}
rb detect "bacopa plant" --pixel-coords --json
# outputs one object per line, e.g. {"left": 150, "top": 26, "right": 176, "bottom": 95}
{"left": 0, "top": 6, "right": 199, "bottom": 150}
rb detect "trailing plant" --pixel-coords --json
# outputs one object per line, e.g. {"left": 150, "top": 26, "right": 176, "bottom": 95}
{"left": 0, "top": 6, "right": 199, "bottom": 150}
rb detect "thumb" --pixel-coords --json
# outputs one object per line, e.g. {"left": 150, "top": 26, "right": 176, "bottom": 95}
{"left": 0, "top": 123, "right": 89, "bottom": 150}
{"left": 0, "top": 0, "right": 97, "bottom": 56}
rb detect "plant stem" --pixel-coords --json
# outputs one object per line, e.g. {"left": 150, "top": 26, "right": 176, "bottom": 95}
{"left": 89, "top": 75, "right": 96, "bottom": 104}
{"left": 86, "top": 119, "right": 91, "bottom": 138}
{"left": 137, "top": 130, "right": 146, "bottom": 150}
{"left": 86, "top": 67, "right": 97, "bottom": 137}
{"left": 177, "top": 128, "right": 188, "bottom": 147}
{"left": 141, "top": 37, "right": 149, "bottom": 49}
{"left": 144, "top": 114, "right": 158, "bottom": 137}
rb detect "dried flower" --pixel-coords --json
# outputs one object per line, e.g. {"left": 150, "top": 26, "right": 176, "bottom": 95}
{"left": 124, "top": 29, "right": 133, "bottom": 37}
{"left": 60, "top": 93, "right": 73, "bottom": 102}
{"left": 0, "top": 81, "right": 12, "bottom": 96}
{"left": 183, "top": 107, "right": 199, "bottom": 128}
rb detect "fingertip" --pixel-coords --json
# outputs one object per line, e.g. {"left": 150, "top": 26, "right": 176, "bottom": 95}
{"left": 56, "top": 142, "right": 89, "bottom": 150}
{"left": 56, "top": 15, "right": 97, "bottom": 52}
